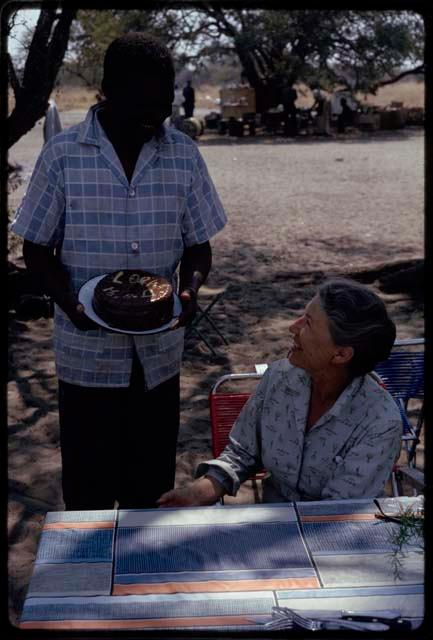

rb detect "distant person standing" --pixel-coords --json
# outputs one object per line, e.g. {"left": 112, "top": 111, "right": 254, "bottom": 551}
{"left": 43, "top": 98, "right": 62, "bottom": 143}
{"left": 312, "top": 86, "right": 332, "bottom": 136}
{"left": 337, "top": 97, "right": 354, "bottom": 134}
{"left": 281, "top": 78, "right": 298, "bottom": 137}
{"left": 171, "top": 83, "right": 184, "bottom": 124}
{"left": 183, "top": 80, "right": 195, "bottom": 118}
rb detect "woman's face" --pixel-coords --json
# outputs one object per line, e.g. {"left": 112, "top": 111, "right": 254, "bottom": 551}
{"left": 288, "top": 295, "right": 338, "bottom": 374}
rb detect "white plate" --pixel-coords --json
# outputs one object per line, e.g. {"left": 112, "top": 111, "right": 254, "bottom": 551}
{"left": 78, "top": 274, "right": 182, "bottom": 335}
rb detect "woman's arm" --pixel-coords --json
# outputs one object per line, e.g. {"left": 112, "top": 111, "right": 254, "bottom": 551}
{"left": 157, "top": 475, "right": 225, "bottom": 507}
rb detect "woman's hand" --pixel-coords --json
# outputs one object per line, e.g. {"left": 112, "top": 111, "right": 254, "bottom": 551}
{"left": 156, "top": 476, "right": 224, "bottom": 508}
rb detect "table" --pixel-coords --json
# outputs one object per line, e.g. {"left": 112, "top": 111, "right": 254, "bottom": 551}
{"left": 19, "top": 497, "right": 424, "bottom": 631}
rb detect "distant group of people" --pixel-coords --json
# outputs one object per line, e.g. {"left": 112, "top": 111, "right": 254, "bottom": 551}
{"left": 280, "top": 80, "right": 356, "bottom": 137}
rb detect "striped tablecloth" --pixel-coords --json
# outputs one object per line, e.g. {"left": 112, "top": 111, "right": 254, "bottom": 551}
{"left": 19, "top": 498, "right": 424, "bottom": 630}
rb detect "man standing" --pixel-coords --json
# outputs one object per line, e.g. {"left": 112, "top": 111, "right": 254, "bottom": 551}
{"left": 337, "top": 97, "right": 354, "bottom": 134}
{"left": 312, "top": 85, "right": 332, "bottom": 136}
{"left": 10, "top": 33, "right": 227, "bottom": 510}
{"left": 183, "top": 80, "right": 195, "bottom": 118}
{"left": 281, "top": 78, "right": 298, "bottom": 137}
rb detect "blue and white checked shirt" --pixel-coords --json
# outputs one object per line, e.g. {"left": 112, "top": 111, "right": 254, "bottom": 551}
{"left": 11, "top": 103, "right": 227, "bottom": 388}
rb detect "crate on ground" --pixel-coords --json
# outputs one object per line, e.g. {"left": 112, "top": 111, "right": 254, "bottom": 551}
{"left": 379, "top": 108, "right": 406, "bottom": 129}
{"left": 204, "top": 111, "right": 221, "bottom": 130}
{"left": 356, "top": 111, "right": 381, "bottom": 130}
{"left": 220, "top": 86, "right": 256, "bottom": 120}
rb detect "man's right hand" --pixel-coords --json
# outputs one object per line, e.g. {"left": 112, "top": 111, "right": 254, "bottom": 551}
{"left": 60, "top": 293, "right": 99, "bottom": 331}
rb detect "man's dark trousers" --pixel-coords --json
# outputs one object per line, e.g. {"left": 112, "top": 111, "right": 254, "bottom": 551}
{"left": 59, "top": 351, "right": 180, "bottom": 510}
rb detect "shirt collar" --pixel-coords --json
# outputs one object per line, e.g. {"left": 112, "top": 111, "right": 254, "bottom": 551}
{"left": 287, "top": 363, "right": 365, "bottom": 420}
{"left": 325, "top": 374, "right": 364, "bottom": 420}
{"left": 77, "top": 101, "right": 171, "bottom": 147}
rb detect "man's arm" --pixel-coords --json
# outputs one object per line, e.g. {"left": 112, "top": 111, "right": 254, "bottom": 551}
{"left": 176, "top": 240, "right": 212, "bottom": 327}
{"left": 23, "top": 240, "right": 97, "bottom": 330}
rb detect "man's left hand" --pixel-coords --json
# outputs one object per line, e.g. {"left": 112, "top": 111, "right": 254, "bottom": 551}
{"left": 173, "top": 287, "right": 198, "bottom": 328}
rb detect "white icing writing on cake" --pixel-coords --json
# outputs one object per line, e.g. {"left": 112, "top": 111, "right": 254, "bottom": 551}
{"left": 102, "top": 286, "right": 117, "bottom": 297}
{"left": 129, "top": 273, "right": 152, "bottom": 286}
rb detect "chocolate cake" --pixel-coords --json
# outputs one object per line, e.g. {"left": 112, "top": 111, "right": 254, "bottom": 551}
{"left": 92, "top": 270, "right": 174, "bottom": 331}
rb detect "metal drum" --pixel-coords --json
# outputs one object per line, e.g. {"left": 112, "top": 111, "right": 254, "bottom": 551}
{"left": 181, "top": 117, "right": 204, "bottom": 139}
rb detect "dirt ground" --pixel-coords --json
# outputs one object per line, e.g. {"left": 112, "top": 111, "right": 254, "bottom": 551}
{"left": 7, "top": 110, "right": 424, "bottom": 626}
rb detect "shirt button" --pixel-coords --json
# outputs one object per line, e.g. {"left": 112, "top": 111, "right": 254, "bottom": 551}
{"left": 131, "top": 241, "right": 139, "bottom": 252}
{"left": 129, "top": 188, "right": 136, "bottom": 197}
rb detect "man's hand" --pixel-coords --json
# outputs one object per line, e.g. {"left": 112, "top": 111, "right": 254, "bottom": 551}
{"left": 60, "top": 293, "right": 99, "bottom": 331}
{"left": 157, "top": 476, "right": 224, "bottom": 508}
{"left": 175, "top": 241, "right": 212, "bottom": 329}
{"left": 172, "top": 287, "right": 198, "bottom": 329}
{"left": 23, "top": 241, "right": 98, "bottom": 331}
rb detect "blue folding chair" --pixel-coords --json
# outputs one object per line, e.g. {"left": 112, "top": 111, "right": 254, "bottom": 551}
{"left": 374, "top": 339, "right": 424, "bottom": 461}
{"left": 373, "top": 338, "right": 424, "bottom": 496}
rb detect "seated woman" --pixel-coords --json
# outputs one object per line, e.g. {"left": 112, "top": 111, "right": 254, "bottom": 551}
{"left": 157, "top": 278, "right": 402, "bottom": 507}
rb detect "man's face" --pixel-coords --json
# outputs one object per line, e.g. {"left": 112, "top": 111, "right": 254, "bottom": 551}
{"left": 287, "top": 295, "right": 338, "bottom": 374}
{"left": 104, "top": 72, "right": 174, "bottom": 139}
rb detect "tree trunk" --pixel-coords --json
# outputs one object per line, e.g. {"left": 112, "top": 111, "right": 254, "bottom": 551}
{"left": 234, "top": 47, "right": 282, "bottom": 114}
{"left": 7, "top": 6, "right": 76, "bottom": 149}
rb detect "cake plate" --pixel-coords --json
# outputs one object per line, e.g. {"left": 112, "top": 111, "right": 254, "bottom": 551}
{"left": 78, "top": 274, "right": 182, "bottom": 335}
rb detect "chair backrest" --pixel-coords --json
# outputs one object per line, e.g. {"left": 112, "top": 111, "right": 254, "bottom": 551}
{"left": 209, "top": 373, "right": 262, "bottom": 458}
{"left": 373, "top": 339, "right": 424, "bottom": 441}
{"left": 210, "top": 338, "right": 424, "bottom": 456}
{"left": 374, "top": 340, "right": 424, "bottom": 403}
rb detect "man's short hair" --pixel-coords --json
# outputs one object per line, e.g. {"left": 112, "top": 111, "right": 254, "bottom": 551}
{"left": 103, "top": 32, "right": 175, "bottom": 87}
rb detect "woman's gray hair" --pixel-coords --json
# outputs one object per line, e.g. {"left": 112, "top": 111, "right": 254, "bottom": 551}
{"left": 317, "top": 278, "right": 396, "bottom": 377}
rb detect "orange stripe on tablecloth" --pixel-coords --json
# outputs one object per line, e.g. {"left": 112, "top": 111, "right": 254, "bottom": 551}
{"left": 113, "top": 576, "right": 320, "bottom": 595}
{"left": 19, "top": 615, "right": 270, "bottom": 630}
{"left": 43, "top": 521, "right": 115, "bottom": 530}
{"left": 300, "top": 514, "right": 376, "bottom": 522}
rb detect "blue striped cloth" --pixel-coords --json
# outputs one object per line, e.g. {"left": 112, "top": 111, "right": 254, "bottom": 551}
{"left": 10, "top": 103, "right": 227, "bottom": 388}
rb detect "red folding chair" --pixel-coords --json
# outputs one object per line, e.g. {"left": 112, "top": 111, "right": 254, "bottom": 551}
{"left": 209, "top": 372, "right": 265, "bottom": 482}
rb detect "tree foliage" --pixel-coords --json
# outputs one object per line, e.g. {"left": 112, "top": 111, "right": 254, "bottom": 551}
{"left": 6, "top": 6, "right": 424, "bottom": 149}
{"left": 66, "top": 8, "right": 199, "bottom": 88}
{"left": 67, "top": 8, "right": 424, "bottom": 113}
{"left": 185, "top": 7, "right": 424, "bottom": 111}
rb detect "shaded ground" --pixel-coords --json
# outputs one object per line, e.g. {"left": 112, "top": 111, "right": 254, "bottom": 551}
{"left": 7, "top": 114, "right": 424, "bottom": 626}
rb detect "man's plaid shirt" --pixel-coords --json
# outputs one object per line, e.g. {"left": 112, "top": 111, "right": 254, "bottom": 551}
{"left": 11, "top": 104, "right": 227, "bottom": 388}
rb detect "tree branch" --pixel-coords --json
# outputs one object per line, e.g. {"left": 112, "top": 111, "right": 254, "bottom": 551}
{"left": 7, "top": 6, "right": 77, "bottom": 148}
{"left": 371, "top": 64, "right": 425, "bottom": 93}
